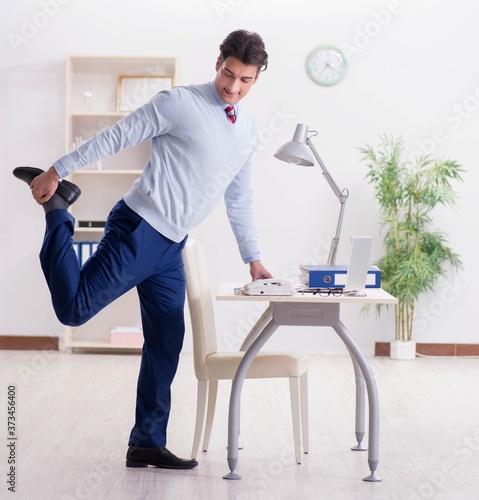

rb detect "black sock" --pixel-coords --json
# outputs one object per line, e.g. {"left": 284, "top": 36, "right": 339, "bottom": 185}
{"left": 42, "top": 193, "right": 69, "bottom": 213}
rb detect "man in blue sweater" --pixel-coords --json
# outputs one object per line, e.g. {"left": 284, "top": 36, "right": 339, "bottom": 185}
{"left": 13, "top": 29, "right": 272, "bottom": 470}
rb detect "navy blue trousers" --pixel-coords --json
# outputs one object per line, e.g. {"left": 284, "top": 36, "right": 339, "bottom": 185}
{"left": 40, "top": 200, "right": 187, "bottom": 447}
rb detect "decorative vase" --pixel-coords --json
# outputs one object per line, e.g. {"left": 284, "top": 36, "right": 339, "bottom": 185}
{"left": 390, "top": 340, "right": 416, "bottom": 360}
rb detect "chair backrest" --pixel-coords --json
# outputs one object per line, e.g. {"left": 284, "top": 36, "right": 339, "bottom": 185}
{"left": 182, "top": 239, "right": 218, "bottom": 380}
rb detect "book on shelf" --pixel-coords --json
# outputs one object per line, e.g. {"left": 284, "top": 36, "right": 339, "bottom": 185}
{"left": 72, "top": 241, "right": 100, "bottom": 267}
{"left": 70, "top": 136, "right": 103, "bottom": 170}
{"left": 78, "top": 220, "right": 106, "bottom": 228}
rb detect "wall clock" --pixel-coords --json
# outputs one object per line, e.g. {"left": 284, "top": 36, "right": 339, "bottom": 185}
{"left": 306, "top": 45, "right": 348, "bottom": 86}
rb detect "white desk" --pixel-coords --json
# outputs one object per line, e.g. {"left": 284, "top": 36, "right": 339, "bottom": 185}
{"left": 216, "top": 284, "right": 397, "bottom": 482}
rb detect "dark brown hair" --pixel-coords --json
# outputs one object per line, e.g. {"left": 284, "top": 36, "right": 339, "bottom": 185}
{"left": 219, "top": 30, "right": 268, "bottom": 72}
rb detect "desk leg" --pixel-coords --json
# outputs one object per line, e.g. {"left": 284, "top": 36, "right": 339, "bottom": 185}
{"left": 239, "top": 305, "right": 273, "bottom": 352}
{"left": 223, "top": 319, "right": 279, "bottom": 480}
{"left": 333, "top": 320, "right": 382, "bottom": 482}
{"left": 349, "top": 351, "right": 367, "bottom": 451}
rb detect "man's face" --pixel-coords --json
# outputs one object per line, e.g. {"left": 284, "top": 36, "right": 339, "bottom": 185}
{"left": 214, "top": 56, "right": 260, "bottom": 105}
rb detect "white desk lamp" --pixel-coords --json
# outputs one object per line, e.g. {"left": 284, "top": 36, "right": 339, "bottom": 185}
{"left": 274, "top": 123, "right": 349, "bottom": 265}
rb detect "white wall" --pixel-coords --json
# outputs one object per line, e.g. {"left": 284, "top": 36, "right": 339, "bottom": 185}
{"left": 1, "top": 0, "right": 477, "bottom": 354}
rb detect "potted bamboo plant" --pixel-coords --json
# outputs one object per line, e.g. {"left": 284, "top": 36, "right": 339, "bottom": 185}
{"left": 359, "top": 136, "right": 463, "bottom": 359}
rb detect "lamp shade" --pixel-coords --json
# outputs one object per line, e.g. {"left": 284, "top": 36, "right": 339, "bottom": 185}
{"left": 274, "top": 123, "right": 315, "bottom": 166}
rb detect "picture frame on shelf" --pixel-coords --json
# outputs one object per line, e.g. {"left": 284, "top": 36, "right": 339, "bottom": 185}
{"left": 117, "top": 75, "right": 174, "bottom": 112}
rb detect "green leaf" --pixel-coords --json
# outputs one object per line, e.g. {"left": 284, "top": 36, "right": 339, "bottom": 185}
{"left": 359, "top": 136, "right": 464, "bottom": 340}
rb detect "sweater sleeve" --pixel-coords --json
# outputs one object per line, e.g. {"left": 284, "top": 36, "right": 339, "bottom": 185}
{"left": 53, "top": 90, "right": 180, "bottom": 178}
{"left": 224, "top": 146, "right": 261, "bottom": 263}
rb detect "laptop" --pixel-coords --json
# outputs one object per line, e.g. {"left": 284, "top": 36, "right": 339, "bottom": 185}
{"left": 343, "top": 236, "right": 372, "bottom": 292}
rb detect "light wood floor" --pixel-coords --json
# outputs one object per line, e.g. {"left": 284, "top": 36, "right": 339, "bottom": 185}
{"left": 2, "top": 350, "right": 479, "bottom": 500}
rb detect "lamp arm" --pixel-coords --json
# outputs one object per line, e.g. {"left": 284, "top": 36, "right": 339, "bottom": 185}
{"left": 307, "top": 138, "right": 346, "bottom": 202}
{"left": 328, "top": 197, "right": 348, "bottom": 265}
{"left": 306, "top": 136, "right": 349, "bottom": 265}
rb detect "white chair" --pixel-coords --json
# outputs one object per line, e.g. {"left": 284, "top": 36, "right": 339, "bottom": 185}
{"left": 182, "top": 238, "right": 309, "bottom": 464}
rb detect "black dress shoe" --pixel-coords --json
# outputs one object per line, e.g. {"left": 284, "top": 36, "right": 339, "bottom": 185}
{"left": 12, "top": 166, "right": 44, "bottom": 185}
{"left": 13, "top": 166, "right": 81, "bottom": 206}
{"left": 126, "top": 446, "right": 198, "bottom": 470}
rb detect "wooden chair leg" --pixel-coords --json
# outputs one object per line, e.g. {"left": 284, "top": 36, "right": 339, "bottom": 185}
{"left": 191, "top": 379, "right": 208, "bottom": 459}
{"left": 300, "top": 372, "right": 309, "bottom": 454}
{"left": 202, "top": 379, "right": 218, "bottom": 452}
{"left": 289, "top": 376, "right": 302, "bottom": 464}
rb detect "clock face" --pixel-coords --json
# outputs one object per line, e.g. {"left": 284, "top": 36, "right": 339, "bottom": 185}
{"left": 306, "top": 45, "right": 348, "bottom": 86}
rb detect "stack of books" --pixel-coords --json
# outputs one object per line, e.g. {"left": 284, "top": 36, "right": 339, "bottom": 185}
{"left": 72, "top": 241, "right": 100, "bottom": 267}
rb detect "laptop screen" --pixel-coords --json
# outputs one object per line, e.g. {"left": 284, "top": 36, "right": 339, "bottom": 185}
{"left": 344, "top": 236, "right": 372, "bottom": 291}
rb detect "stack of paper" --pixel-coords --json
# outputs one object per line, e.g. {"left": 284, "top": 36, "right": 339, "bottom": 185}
{"left": 109, "top": 327, "right": 143, "bottom": 346}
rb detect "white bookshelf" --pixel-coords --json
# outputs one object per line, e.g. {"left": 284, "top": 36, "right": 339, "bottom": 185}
{"left": 64, "top": 55, "right": 176, "bottom": 352}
